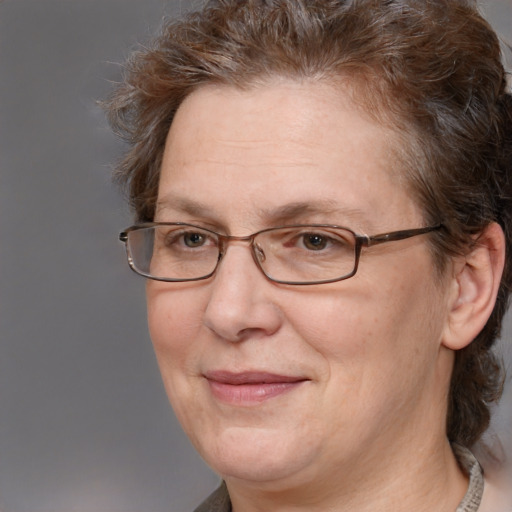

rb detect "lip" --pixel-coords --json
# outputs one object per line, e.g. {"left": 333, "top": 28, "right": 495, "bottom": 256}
{"left": 204, "top": 371, "right": 309, "bottom": 405}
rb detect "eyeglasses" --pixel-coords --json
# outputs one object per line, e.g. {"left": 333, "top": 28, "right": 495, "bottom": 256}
{"left": 119, "top": 222, "right": 442, "bottom": 285}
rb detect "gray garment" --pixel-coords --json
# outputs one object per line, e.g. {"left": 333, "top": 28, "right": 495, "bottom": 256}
{"left": 194, "top": 482, "right": 230, "bottom": 512}
{"left": 454, "top": 445, "right": 485, "bottom": 512}
{"left": 194, "top": 446, "right": 484, "bottom": 512}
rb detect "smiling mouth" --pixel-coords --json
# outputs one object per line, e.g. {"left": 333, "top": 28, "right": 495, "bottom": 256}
{"left": 204, "top": 371, "right": 309, "bottom": 405}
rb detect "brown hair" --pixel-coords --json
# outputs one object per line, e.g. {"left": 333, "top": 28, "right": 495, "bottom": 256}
{"left": 105, "top": 0, "right": 512, "bottom": 447}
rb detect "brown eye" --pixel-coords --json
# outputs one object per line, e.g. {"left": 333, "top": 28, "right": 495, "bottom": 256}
{"left": 183, "top": 232, "right": 206, "bottom": 247}
{"left": 302, "top": 233, "right": 328, "bottom": 251}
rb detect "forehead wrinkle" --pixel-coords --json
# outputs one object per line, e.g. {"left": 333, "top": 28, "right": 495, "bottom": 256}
{"left": 255, "top": 201, "right": 371, "bottom": 227}
{"left": 195, "top": 158, "right": 318, "bottom": 169}
{"left": 212, "top": 131, "right": 318, "bottom": 148}
{"left": 183, "top": 138, "right": 320, "bottom": 170}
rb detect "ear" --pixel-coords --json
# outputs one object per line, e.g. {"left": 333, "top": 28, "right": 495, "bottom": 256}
{"left": 442, "top": 222, "right": 506, "bottom": 350}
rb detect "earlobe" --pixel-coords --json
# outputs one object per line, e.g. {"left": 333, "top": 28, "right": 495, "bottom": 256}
{"left": 442, "top": 222, "right": 505, "bottom": 351}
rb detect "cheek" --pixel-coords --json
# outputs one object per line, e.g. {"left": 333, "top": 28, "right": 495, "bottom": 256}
{"left": 146, "top": 286, "right": 212, "bottom": 430}
{"left": 285, "top": 271, "right": 446, "bottom": 382}
{"left": 283, "top": 284, "right": 389, "bottom": 359}
{"left": 146, "top": 285, "right": 206, "bottom": 371}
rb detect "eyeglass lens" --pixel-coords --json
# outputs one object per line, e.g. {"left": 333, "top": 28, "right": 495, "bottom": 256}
{"left": 126, "top": 224, "right": 358, "bottom": 284}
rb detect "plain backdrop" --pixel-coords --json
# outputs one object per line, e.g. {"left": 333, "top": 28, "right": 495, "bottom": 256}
{"left": 1, "top": 1, "right": 511, "bottom": 511}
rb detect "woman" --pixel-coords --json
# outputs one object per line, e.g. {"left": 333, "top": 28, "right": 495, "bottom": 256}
{"left": 107, "top": 1, "right": 512, "bottom": 510}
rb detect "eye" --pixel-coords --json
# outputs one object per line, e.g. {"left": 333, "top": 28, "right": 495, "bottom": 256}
{"left": 183, "top": 231, "right": 206, "bottom": 247}
{"left": 302, "top": 233, "right": 328, "bottom": 251}
{"left": 277, "top": 227, "right": 353, "bottom": 253}
{"left": 160, "top": 227, "right": 217, "bottom": 250}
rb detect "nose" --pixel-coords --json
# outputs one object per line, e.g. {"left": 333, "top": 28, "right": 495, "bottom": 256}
{"left": 202, "top": 242, "right": 282, "bottom": 342}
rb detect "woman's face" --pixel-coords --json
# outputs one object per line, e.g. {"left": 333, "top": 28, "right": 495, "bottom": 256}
{"left": 147, "top": 81, "right": 453, "bottom": 491}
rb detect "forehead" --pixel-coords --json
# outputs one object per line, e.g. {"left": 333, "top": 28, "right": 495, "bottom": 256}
{"left": 166, "top": 79, "right": 398, "bottom": 162}
{"left": 158, "top": 80, "right": 421, "bottom": 231}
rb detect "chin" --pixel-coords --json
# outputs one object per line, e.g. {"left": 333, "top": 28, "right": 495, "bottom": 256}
{"left": 197, "top": 426, "right": 319, "bottom": 484}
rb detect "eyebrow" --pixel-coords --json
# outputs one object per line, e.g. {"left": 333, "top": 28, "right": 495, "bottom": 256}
{"left": 156, "top": 195, "right": 217, "bottom": 218}
{"left": 156, "top": 194, "right": 370, "bottom": 228}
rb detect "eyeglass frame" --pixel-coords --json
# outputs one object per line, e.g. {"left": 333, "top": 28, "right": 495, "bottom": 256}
{"left": 119, "top": 222, "right": 443, "bottom": 285}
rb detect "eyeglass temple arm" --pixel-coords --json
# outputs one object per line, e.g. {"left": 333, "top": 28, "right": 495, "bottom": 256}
{"left": 365, "top": 225, "right": 442, "bottom": 247}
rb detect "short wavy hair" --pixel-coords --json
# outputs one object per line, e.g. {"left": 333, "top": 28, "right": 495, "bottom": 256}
{"left": 105, "top": 0, "right": 512, "bottom": 447}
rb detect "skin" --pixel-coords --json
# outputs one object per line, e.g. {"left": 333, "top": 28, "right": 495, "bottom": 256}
{"left": 146, "top": 80, "right": 473, "bottom": 512}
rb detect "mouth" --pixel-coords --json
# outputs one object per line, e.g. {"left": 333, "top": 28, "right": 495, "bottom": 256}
{"left": 203, "top": 371, "right": 309, "bottom": 405}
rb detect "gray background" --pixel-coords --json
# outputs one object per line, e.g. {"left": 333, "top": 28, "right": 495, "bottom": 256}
{"left": 0, "top": 1, "right": 511, "bottom": 511}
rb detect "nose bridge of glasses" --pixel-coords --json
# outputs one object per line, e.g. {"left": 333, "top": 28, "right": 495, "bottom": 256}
{"left": 217, "top": 233, "right": 267, "bottom": 269}
{"left": 218, "top": 232, "right": 256, "bottom": 252}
